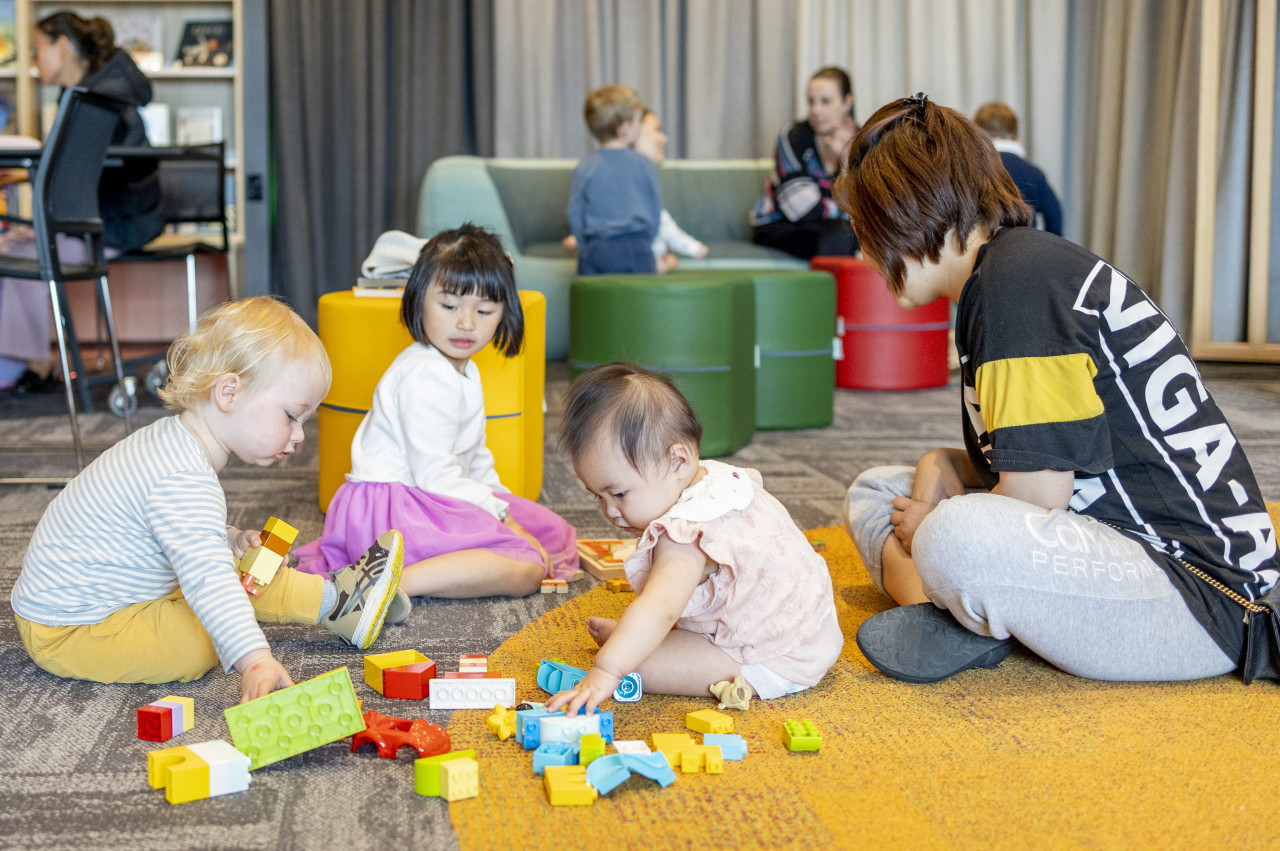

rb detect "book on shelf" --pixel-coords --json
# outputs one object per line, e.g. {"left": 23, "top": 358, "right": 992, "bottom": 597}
{"left": 137, "top": 102, "right": 170, "bottom": 146}
{"left": 353, "top": 277, "right": 406, "bottom": 298}
{"left": 115, "top": 14, "right": 164, "bottom": 72}
{"left": 0, "top": 1, "right": 15, "bottom": 67}
{"left": 175, "top": 20, "right": 233, "bottom": 68}
{"left": 175, "top": 106, "right": 223, "bottom": 145}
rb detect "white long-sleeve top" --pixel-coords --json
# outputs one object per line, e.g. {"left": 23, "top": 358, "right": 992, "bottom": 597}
{"left": 348, "top": 343, "right": 508, "bottom": 517}
{"left": 653, "top": 209, "right": 706, "bottom": 259}
{"left": 11, "top": 416, "right": 267, "bottom": 672}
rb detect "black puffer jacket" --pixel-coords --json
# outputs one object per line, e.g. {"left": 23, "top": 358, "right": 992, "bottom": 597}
{"left": 76, "top": 49, "right": 164, "bottom": 251}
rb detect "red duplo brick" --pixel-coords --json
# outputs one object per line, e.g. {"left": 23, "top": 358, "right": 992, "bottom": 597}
{"left": 137, "top": 704, "right": 173, "bottom": 742}
{"left": 383, "top": 661, "right": 438, "bottom": 700}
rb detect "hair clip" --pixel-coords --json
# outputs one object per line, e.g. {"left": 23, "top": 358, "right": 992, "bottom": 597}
{"left": 504, "top": 251, "right": 515, "bottom": 267}
{"left": 906, "top": 92, "right": 929, "bottom": 107}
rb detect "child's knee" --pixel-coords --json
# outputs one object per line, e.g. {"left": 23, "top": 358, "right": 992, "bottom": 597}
{"left": 913, "top": 496, "right": 986, "bottom": 591}
{"left": 511, "top": 560, "right": 546, "bottom": 597}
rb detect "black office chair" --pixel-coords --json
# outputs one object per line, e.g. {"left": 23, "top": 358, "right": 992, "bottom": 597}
{"left": 96, "top": 141, "right": 229, "bottom": 409}
{"left": 0, "top": 87, "right": 134, "bottom": 477}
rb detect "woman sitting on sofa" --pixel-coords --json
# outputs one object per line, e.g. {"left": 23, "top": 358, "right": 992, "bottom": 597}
{"left": 750, "top": 66, "right": 859, "bottom": 260}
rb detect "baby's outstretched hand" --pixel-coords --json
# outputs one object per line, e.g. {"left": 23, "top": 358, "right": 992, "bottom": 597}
{"left": 237, "top": 651, "right": 293, "bottom": 703}
{"left": 544, "top": 667, "right": 620, "bottom": 716}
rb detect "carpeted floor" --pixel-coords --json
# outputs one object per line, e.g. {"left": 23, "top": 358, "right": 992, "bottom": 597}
{"left": 0, "top": 361, "right": 1277, "bottom": 850}
{"left": 450, "top": 521, "right": 1280, "bottom": 850}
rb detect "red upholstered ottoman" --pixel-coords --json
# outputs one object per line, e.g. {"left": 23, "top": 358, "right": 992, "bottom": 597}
{"left": 810, "top": 256, "right": 950, "bottom": 390}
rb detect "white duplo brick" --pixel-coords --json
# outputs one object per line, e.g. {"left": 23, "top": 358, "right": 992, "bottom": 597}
{"left": 187, "top": 740, "right": 250, "bottom": 797}
{"left": 428, "top": 678, "right": 516, "bottom": 709}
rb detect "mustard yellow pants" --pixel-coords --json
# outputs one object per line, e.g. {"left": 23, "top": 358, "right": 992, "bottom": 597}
{"left": 14, "top": 567, "right": 325, "bottom": 685}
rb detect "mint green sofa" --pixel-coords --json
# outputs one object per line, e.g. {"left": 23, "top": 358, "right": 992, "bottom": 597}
{"left": 416, "top": 156, "right": 807, "bottom": 361}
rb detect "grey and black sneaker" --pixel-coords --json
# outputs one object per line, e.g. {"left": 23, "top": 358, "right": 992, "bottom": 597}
{"left": 384, "top": 589, "right": 412, "bottom": 625}
{"left": 323, "top": 530, "right": 404, "bottom": 649}
{"left": 855, "top": 603, "right": 1013, "bottom": 684}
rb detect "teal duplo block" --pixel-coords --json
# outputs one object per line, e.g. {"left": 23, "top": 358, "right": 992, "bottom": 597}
{"left": 749, "top": 270, "right": 836, "bottom": 429}
{"left": 569, "top": 271, "right": 757, "bottom": 457}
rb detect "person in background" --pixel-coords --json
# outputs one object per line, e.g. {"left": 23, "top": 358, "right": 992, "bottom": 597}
{"left": 568, "top": 85, "right": 662, "bottom": 276}
{"left": 751, "top": 66, "right": 859, "bottom": 260}
{"left": 973, "top": 101, "right": 1062, "bottom": 236}
{"left": 0, "top": 11, "right": 163, "bottom": 393}
{"left": 563, "top": 108, "right": 708, "bottom": 273}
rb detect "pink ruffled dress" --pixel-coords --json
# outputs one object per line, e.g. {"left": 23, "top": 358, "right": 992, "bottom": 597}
{"left": 624, "top": 460, "right": 843, "bottom": 688}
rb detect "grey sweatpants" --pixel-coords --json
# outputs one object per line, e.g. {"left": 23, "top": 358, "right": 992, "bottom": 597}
{"left": 844, "top": 466, "right": 1235, "bottom": 681}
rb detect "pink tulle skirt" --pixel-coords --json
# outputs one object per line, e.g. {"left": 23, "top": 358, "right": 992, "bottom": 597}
{"left": 294, "top": 481, "right": 579, "bottom": 581}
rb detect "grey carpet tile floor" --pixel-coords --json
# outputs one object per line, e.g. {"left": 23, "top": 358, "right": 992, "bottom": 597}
{"left": 0, "top": 360, "right": 1276, "bottom": 849}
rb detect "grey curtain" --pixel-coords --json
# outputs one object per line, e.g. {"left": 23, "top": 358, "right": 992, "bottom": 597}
{"left": 268, "top": 0, "right": 493, "bottom": 324}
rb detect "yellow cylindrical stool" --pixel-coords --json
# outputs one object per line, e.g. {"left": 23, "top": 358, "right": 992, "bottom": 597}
{"left": 316, "top": 290, "right": 546, "bottom": 513}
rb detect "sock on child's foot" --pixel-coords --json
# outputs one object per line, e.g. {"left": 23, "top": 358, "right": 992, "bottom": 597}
{"left": 318, "top": 581, "right": 337, "bottom": 624}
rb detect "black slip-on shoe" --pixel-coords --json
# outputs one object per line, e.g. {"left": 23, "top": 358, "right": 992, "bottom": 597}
{"left": 856, "top": 603, "right": 1013, "bottom": 684}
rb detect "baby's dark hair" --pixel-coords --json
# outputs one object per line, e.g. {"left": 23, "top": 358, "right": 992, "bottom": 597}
{"left": 401, "top": 223, "right": 524, "bottom": 358}
{"left": 560, "top": 362, "right": 703, "bottom": 473}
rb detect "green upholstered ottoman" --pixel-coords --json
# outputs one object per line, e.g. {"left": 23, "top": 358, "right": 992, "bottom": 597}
{"left": 570, "top": 272, "right": 756, "bottom": 458}
{"left": 650, "top": 268, "right": 836, "bottom": 430}
{"left": 749, "top": 270, "right": 835, "bottom": 429}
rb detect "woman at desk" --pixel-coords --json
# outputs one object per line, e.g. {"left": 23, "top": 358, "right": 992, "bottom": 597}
{"left": 0, "top": 11, "right": 162, "bottom": 392}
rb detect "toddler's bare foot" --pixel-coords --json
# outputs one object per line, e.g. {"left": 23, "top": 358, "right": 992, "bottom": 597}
{"left": 586, "top": 616, "right": 618, "bottom": 647}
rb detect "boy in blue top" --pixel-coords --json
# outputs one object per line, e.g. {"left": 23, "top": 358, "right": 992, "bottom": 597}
{"left": 568, "top": 85, "right": 662, "bottom": 275}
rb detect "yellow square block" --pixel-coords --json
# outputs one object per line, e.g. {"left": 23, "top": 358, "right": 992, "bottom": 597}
{"left": 317, "top": 290, "right": 546, "bottom": 513}
{"left": 147, "top": 746, "right": 209, "bottom": 804}
{"left": 680, "top": 744, "right": 724, "bottom": 774}
{"left": 414, "top": 749, "right": 476, "bottom": 797}
{"left": 439, "top": 757, "right": 479, "bottom": 802}
{"left": 686, "top": 709, "right": 734, "bottom": 735}
{"left": 262, "top": 517, "right": 298, "bottom": 544}
{"left": 364, "top": 649, "right": 429, "bottom": 695}
{"left": 651, "top": 733, "right": 696, "bottom": 767}
{"left": 240, "top": 546, "right": 285, "bottom": 585}
{"left": 543, "top": 764, "right": 598, "bottom": 806}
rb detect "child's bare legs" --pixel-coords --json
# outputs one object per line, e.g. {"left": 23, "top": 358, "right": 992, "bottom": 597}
{"left": 400, "top": 549, "right": 544, "bottom": 598}
{"left": 586, "top": 617, "right": 748, "bottom": 697}
{"left": 881, "top": 535, "right": 930, "bottom": 605}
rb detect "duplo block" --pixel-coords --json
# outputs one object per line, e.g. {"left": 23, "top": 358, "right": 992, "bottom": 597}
{"left": 224, "top": 667, "right": 365, "bottom": 770}
{"left": 138, "top": 695, "right": 194, "bottom": 742}
{"left": 544, "top": 764, "right": 597, "bottom": 806}
{"left": 364, "top": 649, "right": 430, "bottom": 695}
{"left": 147, "top": 739, "right": 250, "bottom": 804}
{"left": 414, "top": 749, "right": 476, "bottom": 797}
{"left": 703, "top": 733, "right": 748, "bottom": 760}
{"left": 578, "top": 733, "right": 606, "bottom": 766}
{"left": 679, "top": 744, "right": 724, "bottom": 774}
{"left": 652, "top": 732, "right": 696, "bottom": 767}
{"left": 439, "top": 757, "right": 479, "bottom": 802}
{"left": 522, "top": 710, "right": 614, "bottom": 750}
{"left": 686, "top": 708, "right": 733, "bottom": 734}
{"left": 532, "top": 742, "right": 576, "bottom": 775}
{"left": 383, "top": 660, "right": 437, "bottom": 700}
{"left": 783, "top": 718, "right": 822, "bottom": 752}
{"left": 428, "top": 677, "right": 516, "bottom": 710}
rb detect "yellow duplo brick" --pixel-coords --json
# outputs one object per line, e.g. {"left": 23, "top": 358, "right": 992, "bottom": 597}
{"left": 262, "top": 517, "right": 299, "bottom": 544}
{"left": 240, "top": 546, "right": 284, "bottom": 584}
{"left": 439, "top": 757, "right": 479, "bottom": 802}
{"left": 364, "top": 649, "right": 429, "bottom": 695}
{"left": 414, "top": 749, "right": 477, "bottom": 797}
{"left": 686, "top": 709, "right": 734, "bottom": 735}
{"left": 147, "top": 745, "right": 210, "bottom": 804}
{"left": 651, "top": 733, "right": 696, "bottom": 767}
{"left": 543, "top": 765, "right": 597, "bottom": 806}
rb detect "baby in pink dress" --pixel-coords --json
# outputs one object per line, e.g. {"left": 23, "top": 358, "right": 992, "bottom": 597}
{"left": 547, "top": 363, "right": 843, "bottom": 715}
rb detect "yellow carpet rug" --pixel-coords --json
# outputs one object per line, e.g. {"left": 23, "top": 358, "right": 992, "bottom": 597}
{"left": 448, "top": 513, "right": 1280, "bottom": 850}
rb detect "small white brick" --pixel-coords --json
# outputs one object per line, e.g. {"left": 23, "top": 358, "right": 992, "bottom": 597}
{"left": 428, "top": 677, "right": 516, "bottom": 709}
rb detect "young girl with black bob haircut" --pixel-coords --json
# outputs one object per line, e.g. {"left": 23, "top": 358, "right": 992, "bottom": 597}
{"left": 296, "top": 223, "right": 579, "bottom": 599}
{"left": 837, "top": 95, "right": 1278, "bottom": 686}
{"left": 546, "top": 362, "right": 842, "bottom": 715}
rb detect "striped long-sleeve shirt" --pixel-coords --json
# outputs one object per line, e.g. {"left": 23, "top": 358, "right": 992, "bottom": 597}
{"left": 11, "top": 416, "right": 267, "bottom": 672}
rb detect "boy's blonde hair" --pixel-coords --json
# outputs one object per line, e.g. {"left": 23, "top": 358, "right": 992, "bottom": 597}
{"left": 584, "top": 85, "right": 643, "bottom": 143}
{"left": 157, "top": 297, "right": 331, "bottom": 412}
{"left": 973, "top": 102, "right": 1018, "bottom": 140}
